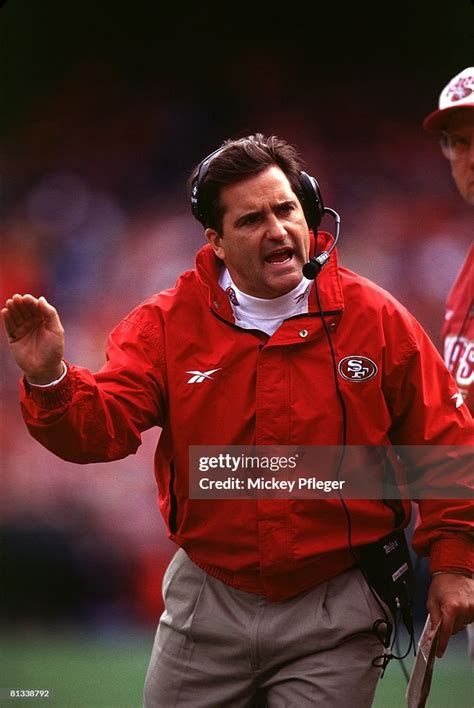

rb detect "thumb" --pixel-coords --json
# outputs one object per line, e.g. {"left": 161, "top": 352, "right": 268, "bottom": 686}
{"left": 38, "top": 295, "right": 56, "bottom": 313}
{"left": 38, "top": 296, "right": 63, "bottom": 328}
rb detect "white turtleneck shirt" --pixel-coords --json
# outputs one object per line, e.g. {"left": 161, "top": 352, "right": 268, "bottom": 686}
{"left": 218, "top": 267, "right": 312, "bottom": 336}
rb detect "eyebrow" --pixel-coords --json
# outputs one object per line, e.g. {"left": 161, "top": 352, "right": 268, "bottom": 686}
{"left": 233, "top": 199, "right": 297, "bottom": 228}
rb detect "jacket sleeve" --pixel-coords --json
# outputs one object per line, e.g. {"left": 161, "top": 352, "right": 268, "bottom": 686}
{"left": 383, "top": 307, "right": 474, "bottom": 575}
{"left": 20, "top": 313, "right": 167, "bottom": 464}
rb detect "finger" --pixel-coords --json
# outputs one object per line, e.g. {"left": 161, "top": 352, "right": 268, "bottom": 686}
{"left": 4, "top": 297, "right": 24, "bottom": 327}
{"left": 1, "top": 308, "right": 19, "bottom": 340}
{"left": 7, "top": 294, "right": 40, "bottom": 326}
{"left": 1, "top": 308, "right": 29, "bottom": 343}
{"left": 2, "top": 295, "right": 43, "bottom": 340}
{"left": 452, "top": 614, "right": 470, "bottom": 634}
{"left": 436, "top": 613, "right": 455, "bottom": 658}
{"left": 428, "top": 604, "right": 441, "bottom": 632}
{"left": 452, "top": 624, "right": 467, "bottom": 635}
{"left": 11, "top": 293, "right": 41, "bottom": 322}
{"left": 427, "top": 596, "right": 445, "bottom": 657}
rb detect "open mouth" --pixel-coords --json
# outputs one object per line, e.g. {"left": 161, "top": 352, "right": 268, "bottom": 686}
{"left": 264, "top": 247, "right": 294, "bottom": 265}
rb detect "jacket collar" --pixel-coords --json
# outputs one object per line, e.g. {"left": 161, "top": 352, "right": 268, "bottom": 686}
{"left": 194, "top": 231, "right": 344, "bottom": 323}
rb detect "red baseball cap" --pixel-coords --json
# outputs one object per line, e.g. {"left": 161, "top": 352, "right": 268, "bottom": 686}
{"left": 423, "top": 67, "right": 474, "bottom": 133}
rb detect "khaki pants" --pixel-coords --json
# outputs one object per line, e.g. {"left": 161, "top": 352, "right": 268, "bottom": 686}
{"left": 144, "top": 549, "right": 391, "bottom": 707}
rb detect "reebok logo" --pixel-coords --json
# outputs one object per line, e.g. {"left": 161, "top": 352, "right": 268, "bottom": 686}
{"left": 451, "top": 392, "right": 464, "bottom": 409}
{"left": 186, "top": 368, "right": 221, "bottom": 384}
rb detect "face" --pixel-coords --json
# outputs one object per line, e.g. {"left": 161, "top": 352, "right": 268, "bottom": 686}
{"left": 205, "top": 166, "right": 310, "bottom": 299}
{"left": 442, "top": 109, "right": 474, "bottom": 206}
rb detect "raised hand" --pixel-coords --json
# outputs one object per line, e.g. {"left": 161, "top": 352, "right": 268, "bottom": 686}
{"left": 2, "top": 294, "right": 65, "bottom": 384}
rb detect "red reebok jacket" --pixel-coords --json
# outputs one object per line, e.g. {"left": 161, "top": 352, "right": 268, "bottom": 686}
{"left": 20, "top": 234, "right": 474, "bottom": 601}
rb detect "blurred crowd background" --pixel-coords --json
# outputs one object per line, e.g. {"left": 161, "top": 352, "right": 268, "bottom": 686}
{"left": 1, "top": 1, "right": 473, "bottom": 639}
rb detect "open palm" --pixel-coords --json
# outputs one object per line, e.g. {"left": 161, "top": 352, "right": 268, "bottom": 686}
{"left": 2, "top": 294, "right": 65, "bottom": 384}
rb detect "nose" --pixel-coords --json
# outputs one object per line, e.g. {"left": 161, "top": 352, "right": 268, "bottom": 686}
{"left": 265, "top": 212, "right": 287, "bottom": 240}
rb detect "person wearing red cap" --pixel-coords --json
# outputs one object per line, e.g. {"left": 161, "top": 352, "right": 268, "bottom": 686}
{"left": 423, "top": 67, "right": 474, "bottom": 660}
{"left": 424, "top": 67, "right": 474, "bottom": 209}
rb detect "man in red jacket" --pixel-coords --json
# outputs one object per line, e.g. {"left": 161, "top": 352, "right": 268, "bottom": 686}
{"left": 423, "top": 66, "right": 474, "bottom": 660}
{"left": 2, "top": 134, "right": 474, "bottom": 707}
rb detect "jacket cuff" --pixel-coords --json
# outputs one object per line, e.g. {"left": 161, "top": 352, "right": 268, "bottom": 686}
{"left": 429, "top": 535, "right": 474, "bottom": 575}
{"left": 22, "top": 365, "right": 75, "bottom": 409}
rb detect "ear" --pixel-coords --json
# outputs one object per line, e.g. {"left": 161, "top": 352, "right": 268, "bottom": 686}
{"left": 205, "top": 228, "right": 226, "bottom": 261}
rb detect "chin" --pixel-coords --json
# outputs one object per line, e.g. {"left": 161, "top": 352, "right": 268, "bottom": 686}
{"left": 269, "top": 274, "right": 302, "bottom": 297}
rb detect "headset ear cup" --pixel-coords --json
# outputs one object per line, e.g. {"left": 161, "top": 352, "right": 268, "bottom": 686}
{"left": 190, "top": 145, "right": 228, "bottom": 227}
{"left": 299, "top": 171, "right": 325, "bottom": 230}
{"left": 191, "top": 179, "right": 201, "bottom": 223}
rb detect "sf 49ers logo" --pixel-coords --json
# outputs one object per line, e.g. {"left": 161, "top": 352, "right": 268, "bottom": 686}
{"left": 338, "top": 356, "right": 378, "bottom": 382}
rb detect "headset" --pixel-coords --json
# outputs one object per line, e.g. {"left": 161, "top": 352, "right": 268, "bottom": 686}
{"left": 190, "top": 144, "right": 341, "bottom": 279}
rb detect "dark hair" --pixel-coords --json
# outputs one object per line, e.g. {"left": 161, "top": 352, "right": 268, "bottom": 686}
{"left": 189, "top": 133, "right": 305, "bottom": 232}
